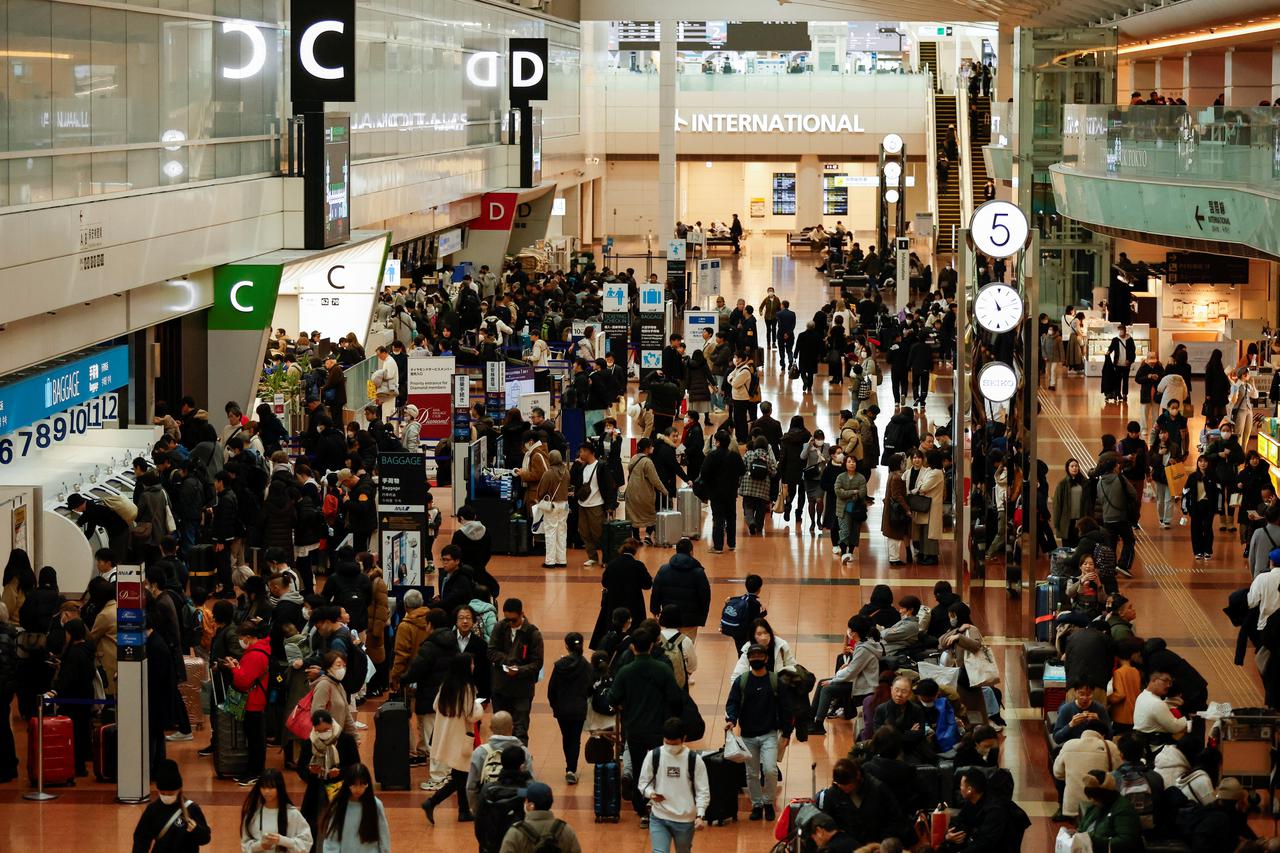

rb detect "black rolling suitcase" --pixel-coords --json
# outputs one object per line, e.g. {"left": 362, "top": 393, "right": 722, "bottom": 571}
{"left": 509, "top": 516, "right": 531, "bottom": 556}
{"left": 700, "top": 748, "right": 745, "bottom": 825}
{"left": 1035, "top": 575, "right": 1068, "bottom": 641}
{"left": 188, "top": 543, "right": 217, "bottom": 589}
{"left": 593, "top": 760, "right": 621, "bottom": 822}
{"left": 93, "top": 722, "right": 118, "bottom": 782}
{"left": 601, "top": 518, "right": 631, "bottom": 563}
{"left": 373, "top": 697, "right": 411, "bottom": 790}
{"left": 212, "top": 676, "right": 250, "bottom": 779}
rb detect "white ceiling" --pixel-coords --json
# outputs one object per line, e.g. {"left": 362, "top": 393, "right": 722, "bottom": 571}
{"left": 579, "top": 0, "right": 1276, "bottom": 39}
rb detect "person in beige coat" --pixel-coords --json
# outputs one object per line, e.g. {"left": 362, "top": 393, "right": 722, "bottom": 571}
{"left": 359, "top": 554, "right": 390, "bottom": 674}
{"left": 310, "top": 652, "right": 357, "bottom": 736}
{"left": 910, "top": 450, "right": 947, "bottom": 566}
{"left": 89, "top": 598, "right": 119, "bottom": 695}
{"left": 516, "top": 436, "right": 552, "bottom": 508}
{"left": 624, "top": 439, "right": 669, "bottom": 544}
{"left": 1053, "top": 726, "right": 1122, "bottom": 818}
{"left": 423, "top": 655, "right": 485, "bottom": 823}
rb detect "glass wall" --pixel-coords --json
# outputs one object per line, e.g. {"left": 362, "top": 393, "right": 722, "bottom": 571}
{"left": 0, "top": 0, "right": 581, "bottom": 207}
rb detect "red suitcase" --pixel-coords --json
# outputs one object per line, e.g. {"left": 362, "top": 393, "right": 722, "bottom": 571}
{"left": 93, "top": 722, "right": 118, "bottom": 783}
{"left": 28, "top": 715, "right": 76, "bottom": 786}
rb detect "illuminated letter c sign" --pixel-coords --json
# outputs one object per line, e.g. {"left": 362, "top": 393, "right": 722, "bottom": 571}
{"left": 300, "top": 20, "right": 346, "bottom": 81}
{"left": 221, "top": 21, "right": 267, "bottom": 80}
{"left": 327, "top": 265, "right": 346, "bottom": 289}
{"left": 229, "top": 280, "right": 255, "bottom": 313}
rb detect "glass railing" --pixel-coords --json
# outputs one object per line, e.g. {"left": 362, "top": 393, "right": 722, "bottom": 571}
{"left": 1060, "top": 104, "right": 1280, "bottom": 186}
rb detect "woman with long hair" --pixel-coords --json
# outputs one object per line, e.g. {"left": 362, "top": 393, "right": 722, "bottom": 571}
{"left": 1, "top": 548, "right": 34, "bottom": 619}
{"left": 1202, "top": 349, "right": 1230, "bottom": 424}
{"left": 240, "top": 769, "right": 313, "bottom": 853}
{"left": 882, "top": 453, "right": 913, "bottom": 565}
{"left": 1051, "top": 459, "right": 1089, "bottom": 548}
{"left": 547, "top": 632, "right": 593, "bottom": 784}
{"left": 729, "top": 617, "right": 798, "bottom": 679}
{"left": 421, "top": 655, "right": 484, "bottom": 824}
{"left": 321, "top": 764, "right": 389, "bottom": 853}
{"left": 589, "top": 539, "right": 650, "bottom": 649}
{"left": 1183, "top": 454, "right": 1221, "bottom": 561}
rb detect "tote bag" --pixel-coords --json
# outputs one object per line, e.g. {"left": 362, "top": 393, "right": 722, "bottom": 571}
{"left": 963, "top": 644, "right": 1001, "bottom": 688}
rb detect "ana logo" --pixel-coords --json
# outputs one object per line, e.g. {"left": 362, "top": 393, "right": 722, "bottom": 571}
{"left": 44, "top": 371, "right": 82, "bottom": 408}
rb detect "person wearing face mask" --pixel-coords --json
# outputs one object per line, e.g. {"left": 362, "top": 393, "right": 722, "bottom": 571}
{"left": 131, "top": 759, "right": 212, "bottom": 853}
{"left": 240, "top": 768, "right": 313, "bottom": 853}
{"left": 725, "top": 644, "right": 785, "bottom": 822}
{"left": 227, "top": 621, "right": 274, "bottom": 787}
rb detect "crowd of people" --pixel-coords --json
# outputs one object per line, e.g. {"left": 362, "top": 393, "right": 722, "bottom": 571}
{"left": 3, "top": 242, "right": 1280, "bottom": 853}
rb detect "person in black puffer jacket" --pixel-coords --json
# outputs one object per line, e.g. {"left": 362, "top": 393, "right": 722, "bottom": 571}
{"left": 259, "top": 470, "right": 298, "bottom": 552}
{"left": 320, "top": 547, "right": 372, "bottom": 633}
{"left": 403, "top": 609, "right": 457, "bottom": 717}
{"left": 650, "top": 539, "right": 711, "bottom": 638}
{"left": 546, "top": 632, "right": 594, "bottom": 781}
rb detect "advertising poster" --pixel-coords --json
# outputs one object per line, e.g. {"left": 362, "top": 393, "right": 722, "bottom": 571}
{"left": 506, "top": 365, "right": 536, "bottom": 409}
{"left": 381, "top": 529, "right": 423, "bottom": 587}
{"left": 407, "top": 354, "right": 455, "bottom": 480}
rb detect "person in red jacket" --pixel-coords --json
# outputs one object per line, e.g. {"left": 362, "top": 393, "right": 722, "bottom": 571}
{"left": 225, "top": 621, "right": 271, "bottom": 786}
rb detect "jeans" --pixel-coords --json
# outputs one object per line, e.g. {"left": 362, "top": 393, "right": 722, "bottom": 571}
{"left": 810, "top": 680, "right": 853, "bottom": 722}
{"left": 743, "top": 496, "right": 769, "bottom": 532}
{"left": 649, "top": 816, "right": 695, "bottom": 853}
{"left": 1190, "top": 505, "right": 1215, "bottom": 555}
{"left": 711, "top": 501, "right": 738, "bottom": 550}
{"left": 743, "top": 732, "right": 779, "bottom": 806}
{"left": 1106, "top": 520, "right": 1135, "bottom": 572}
{"left": 244, "top": 709, "right": 266, "bottom": 777}
{"left": 557, "top": 717, "right": 585, "bottom": 773}
{"left": 1155, "top": 482, "right": 1172, "bottom": 525}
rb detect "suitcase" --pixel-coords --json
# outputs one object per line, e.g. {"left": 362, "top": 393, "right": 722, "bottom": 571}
{"left": 509, "top": 516, "right": 531, "bottom": 556}
{"left": 93, "top": 722, "right": 118, "bottom": 782}
{"left": 601, "top": 518, "right": 632, "bottom": 564}
{"left": 180, "top": 655, "right": 209, "bottom": 730}
{"left": 654, "top": 495, "right": 682, "bottom": 547}
{"left": 676, "top": 488, "right": 701, "bottom": 539}
{"left": 593, "top": 761, "right": 622, "bottom": 822}
{"left": 214, "top": 708, "right": 251, "bottom": 779}
{"left": 1034, "top": 577, "right": 1068, "bottom": 642}
{"left": 700, "top": 748, "right": 745, "bottom": 825}
{"left": 27, "top": 715, "right": 75, "bottom": 786}
{"left": 188, "top": 543, "right": 217, "bottom": 586}
{"left": 373, "top": 698, "right": 411, "bottom": 790}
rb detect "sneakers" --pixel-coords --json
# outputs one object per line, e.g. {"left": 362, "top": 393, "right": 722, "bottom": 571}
{"left": 352, "top": 720, "right": 368, "bottom": 730}
{"left": 708, "top": 548, "right": 724, "bottom": 554}
{"left": 235, "top": 776, "right": 260, "bottom": 787}
{"left": 841, "top": 553, "right": 853, "bottom": 564}
{"left": 831, "top": 546, "right": 841, "bottom": 557}
{"left": 197, "top": 746, "right": 214, "bottom": 757}
{"left": 1115, "top": 565, "right": 1133, "bottom": 579}
{"left": 749, "top": 805, "right": 764, "bottom": 821}
{"left": 419, "top": 780, "right": 443, "bottom": 791}
{"left": 566, "top": 771, "right": 578, "bottom": 785}
{"left": 166, "top": 732, "right": 194, "bottom": 742}
{"left": 583, "top": 559, "right": 599, "bottom": 567}
{"left": 639, "top": 816, "right": 650, "bottom": 829}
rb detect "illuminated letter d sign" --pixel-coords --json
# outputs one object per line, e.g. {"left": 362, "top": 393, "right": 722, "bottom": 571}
{"left": 508, "top": 38, "right": 548, "bottom": 107}
{"left": 290, "top": 0, "right": 356, "bottom": 102}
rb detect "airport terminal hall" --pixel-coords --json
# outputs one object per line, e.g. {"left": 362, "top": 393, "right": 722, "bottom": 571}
{"left": 8, "top": 0, "right": 1280, "bottom": 851}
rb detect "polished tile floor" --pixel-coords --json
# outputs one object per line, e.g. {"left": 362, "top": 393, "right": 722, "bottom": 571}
{"left": 1, "top": 234, "right": 1268, "bottom": 850}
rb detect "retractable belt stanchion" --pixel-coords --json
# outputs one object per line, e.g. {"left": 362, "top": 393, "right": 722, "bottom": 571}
{"left": 23, "top": 698, "right": 57, "bottom": 802}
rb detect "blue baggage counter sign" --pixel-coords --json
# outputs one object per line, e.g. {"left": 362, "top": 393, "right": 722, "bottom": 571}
{"left": 0, "top": 345, "right": 129, "bottom": 436}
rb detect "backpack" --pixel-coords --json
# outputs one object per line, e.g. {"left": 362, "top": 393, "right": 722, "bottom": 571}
{"left": 1092, "top": 542, "right": 1117, "bottom": 580}
{"left": 589, "top": 676, "right": 616, "bottom": 715}
{"left": 663, "top": 632, "right": 689, "bottom": 689}
{"left": 735, "top": 670, "right": 779, "bottom": 702}
{"left": 337, "top": 634, "right": 369, "bottom": 692}
{"left": 749, "top": 454, "right": 770, "bottom": 481}
{"left": 647, "top": 748, "right": 698, "bottom": 799}
{"left": 719, "top": 593, "right": 756, "bottom": 637}
{"left": 856, "top": 376, "right": 872, "bottom": 400}
{"left": 479, "top": 786, "right": 529, "bottom": 853}
{"left": 1174, "top": 768, "right": 1214, "bottom": 806}
{"left": 478, "top": 744, "right": 506, "bottom": 786}
{"left": 175, "top": 592, "right": 202, "bottom": 654}
{"left": 512, "top": 819, "right": 566, "bottom": 853}
{"left": 305, "top": 369, "right": 324, "bottom": 403}
{"left": 1117, "top": 767, "right": 1155, "bottom": 830}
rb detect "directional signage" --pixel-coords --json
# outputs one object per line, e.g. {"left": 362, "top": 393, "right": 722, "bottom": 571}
{"left": 603, "top": 282, "right": 627, "bottom": 313}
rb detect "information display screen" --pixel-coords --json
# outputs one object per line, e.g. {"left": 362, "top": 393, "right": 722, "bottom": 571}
{"left": 772, "top": 173, "right": 796, "bottom": 215}
{"left": 823, "top": 173, "right": 848, "bottom": 215}
{"left": 725, "top": 22, "right": 809, "bottom": 51}
{"left": 323, "top": 116, "right": 351, "bottom": 247}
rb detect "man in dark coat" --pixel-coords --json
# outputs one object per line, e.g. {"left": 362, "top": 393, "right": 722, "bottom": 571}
{"left": 776, "top": 301, "right": 798, "bottom": 370}
{"left": 650, "top": 538, "right": 712, "bottom": 638}
{"left": 815, "top": 758, "right": 908, "bottom": 846}
{"left": 434, "top": 545, "right": 477, "bottom": 613}
{"left": 487, "top": 598, "right": 543, "bottom": 744}
{"left": 794, "top": 322, "right": 825, "bottom": 393}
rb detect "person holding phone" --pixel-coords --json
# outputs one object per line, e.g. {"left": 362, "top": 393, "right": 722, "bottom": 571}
{"left": 131, "top": 759, "right": 211, "bottom": 853}
{"left": 240, "top": 769, "right": 312, "bottom": 853}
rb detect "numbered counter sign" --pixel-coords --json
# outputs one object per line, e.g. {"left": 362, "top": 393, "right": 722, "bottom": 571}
{"left": 968, "top": 200, "right": 1030, "bottom": 259}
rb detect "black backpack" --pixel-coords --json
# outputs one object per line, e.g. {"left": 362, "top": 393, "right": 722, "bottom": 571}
{"left": 477, "top": 785, "right": 528, "bottom": 853}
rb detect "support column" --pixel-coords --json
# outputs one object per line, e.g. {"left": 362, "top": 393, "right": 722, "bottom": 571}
{"left": 1154, "top": 56, "right": 1184, "bottom": 101}
{"left": 657, "top": 20, "right": 678, "bottom": 242}
{"left": 996, "top": 21, "right": 1014, "bottom": 102}
{"left": 1132, "top": 60, "right": 1156, "bottom": 96}
{"left": 1186, "top": 51, "right": 1225, "bottom": 105}
{"left": 796, "top": 155, "right": 822, "bottom": 226}
{"left": 1272, "top": 43, "right": 1280, "bottom": 104}
{"left": 1225, "top": 48, "right": 1272, "bottom": 106}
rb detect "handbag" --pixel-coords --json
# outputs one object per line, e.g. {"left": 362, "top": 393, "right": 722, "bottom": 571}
{"left": 574, "top": 464, "right": 596, "bottom": 504}
{"left": 723, "top": 730, "right": 750, "bottom": 763}
{"left": 906, "top": 494, "right": 932, "bottom": 514}
{"left": 773, "top": 485, "right": 788, "bottom": 514}
{"left": 285, "top": 688, "right": 316, "bottom": 739}
{"left": 1055, "top": 827, "right": 1094, "bottom": 853}
{"left": 963, "top": 643, "right": 1001, "bottom": 687}
{"left": 917, "top": 659, "right": 961, "bottom": 692}
{"left": 679, "top": 689, "right": 706, "bottom": 742}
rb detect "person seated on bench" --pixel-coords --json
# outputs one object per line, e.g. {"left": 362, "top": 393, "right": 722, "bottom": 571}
{"left": 915, "top": 678, "right": 963, "bottom": 756}
{"left": 808, "top": 616, "right": 882, "bottom": 735}
{"left": 1176, "top": 776, "right": 1258, "bottom": 853}
{"left": 862, "top": 725, "right": 920, "bottom": 812}
{"left": 814, "top": 757, "right": 910, "bottom": 847}
{"left": 881, "top": 596, "right": 922, "bottom": 655}
{"left": 1134, "top": 670, "right": 1191, "bottom": 744}
{"left": 953, "top": 724, "right": 1000, "bottom": 769}
{"left": 1053, "top": 679, "right": 1113, "bottom": 744}
{"left": 872, "top": 675, "right": 937, "bottom": 765}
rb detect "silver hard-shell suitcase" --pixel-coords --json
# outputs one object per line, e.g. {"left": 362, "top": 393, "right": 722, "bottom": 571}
{"left": 677, "top": 487, "right": 701, "bottom": 539}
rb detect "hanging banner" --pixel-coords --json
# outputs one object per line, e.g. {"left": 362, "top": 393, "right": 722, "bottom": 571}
{"left": 406, "top": 354, "right": 454, "bottom": 481}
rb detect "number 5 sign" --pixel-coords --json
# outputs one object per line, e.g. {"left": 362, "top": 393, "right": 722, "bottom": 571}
{"left": 968, "top": 200, "right": 1030, "bottom": 259}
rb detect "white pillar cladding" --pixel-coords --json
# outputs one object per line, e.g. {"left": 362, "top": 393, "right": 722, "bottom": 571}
{"left": 658, "top": 19, "right": 678, "bottom": 242}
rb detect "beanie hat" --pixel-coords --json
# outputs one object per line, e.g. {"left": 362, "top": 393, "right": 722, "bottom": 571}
{"left": 154, "top": 758, "right": 183, "bottom": 792}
